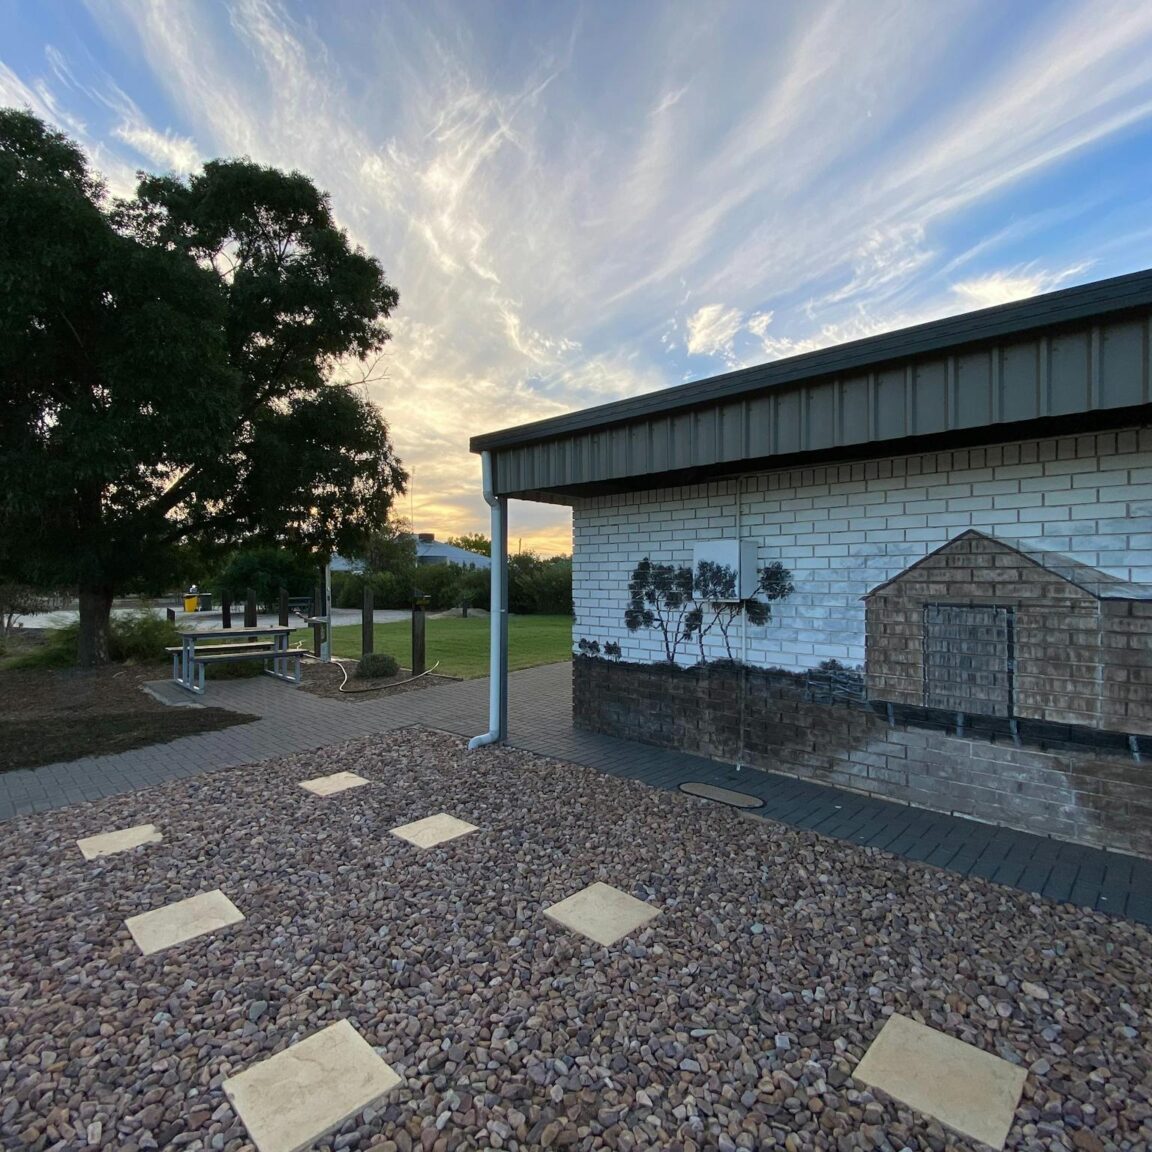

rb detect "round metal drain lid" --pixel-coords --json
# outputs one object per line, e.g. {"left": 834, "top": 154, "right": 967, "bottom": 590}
{"left": 679, "top": 782, "right": 764, "bottom": 809}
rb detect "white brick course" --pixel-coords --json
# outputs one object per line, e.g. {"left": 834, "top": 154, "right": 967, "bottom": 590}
{"left": 571, "top": 427, "right": 1152, "bottom": 671}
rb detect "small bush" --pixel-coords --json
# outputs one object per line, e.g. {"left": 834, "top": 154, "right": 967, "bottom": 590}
{"left": 356, "top": 652, "right": 400, "bottom": 679}
{"left": 5, "top": 609, "right": 179, "bottom": 669}
{"left": 108, "top": 611, "right": 180, "bottom": 661}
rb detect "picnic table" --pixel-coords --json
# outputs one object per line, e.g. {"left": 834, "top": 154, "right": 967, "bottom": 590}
{"left": 170, "top": 625, "right": 304, "bottom": 694}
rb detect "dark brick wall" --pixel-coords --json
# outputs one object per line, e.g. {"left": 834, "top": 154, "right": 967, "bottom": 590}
{"left": 574, "top": 657, "right": 1152, "bottom": 858}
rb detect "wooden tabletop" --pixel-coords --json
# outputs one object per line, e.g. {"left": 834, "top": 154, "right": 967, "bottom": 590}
{"left": 178, "top": 626, "right": 291, "bottom": 639}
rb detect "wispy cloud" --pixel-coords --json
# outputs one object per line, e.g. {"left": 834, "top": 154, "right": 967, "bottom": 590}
{"left": 950, "top": 263, "right": 1092, "bottom": 309}
{"left": 685, "top": 304, "right": 745, "bottom": 361}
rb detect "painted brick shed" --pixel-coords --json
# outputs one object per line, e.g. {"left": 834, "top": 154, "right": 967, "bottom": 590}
{"left": 470, "top": 269, "right": 1152, "bottom": 856}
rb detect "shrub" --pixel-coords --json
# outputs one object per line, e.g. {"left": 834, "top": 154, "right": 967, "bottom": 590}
{"left": 6, "top": 609, "right": 179, "bottom": 668}
{"left": 108, "top": 610, "right": 180, "bottom": 661}
{"left": 356, "top": 652, "right": 400, "bottom": 679}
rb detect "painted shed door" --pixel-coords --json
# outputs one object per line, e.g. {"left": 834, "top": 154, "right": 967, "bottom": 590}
{"left": 923, "top": 605, "right": 1014, "bottom": 716}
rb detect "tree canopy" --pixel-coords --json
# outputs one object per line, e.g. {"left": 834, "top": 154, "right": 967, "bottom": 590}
{"left": 0, "top": 108, "right": 406, "bottom": 663}
{"left": 446, "top": 533, "right": 491, "bottom": 556}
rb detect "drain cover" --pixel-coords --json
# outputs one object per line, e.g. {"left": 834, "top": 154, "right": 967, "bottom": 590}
{"left": 679, "top": 782, "right": 764, "bottom": 809}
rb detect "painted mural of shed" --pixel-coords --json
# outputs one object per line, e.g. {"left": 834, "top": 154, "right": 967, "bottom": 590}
{"left": 863, "top": 530, "right": 1152, "bottom": 735}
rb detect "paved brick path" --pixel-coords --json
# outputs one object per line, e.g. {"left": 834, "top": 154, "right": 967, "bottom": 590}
{"left": 3, "top": 662, "right": 1149, "bottom": 924}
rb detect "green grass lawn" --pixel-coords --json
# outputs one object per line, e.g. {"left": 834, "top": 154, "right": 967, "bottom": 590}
{"left": 292, "top": 614, "right": 573, "bottom": 679}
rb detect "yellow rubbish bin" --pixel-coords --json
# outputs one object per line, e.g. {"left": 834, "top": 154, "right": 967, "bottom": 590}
{"left": 183, "top": 594, "right": 198, "bottom": 612}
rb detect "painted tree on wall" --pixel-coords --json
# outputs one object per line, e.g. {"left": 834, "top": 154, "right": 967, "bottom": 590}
{"left": 625, "top": 556, "right": 794, "bottom": 664}
{"left": 624, "top": 558, "right": 695, "bottom": 662}
{"left": 684, "top": 559, "right": 795, "bottom": 661}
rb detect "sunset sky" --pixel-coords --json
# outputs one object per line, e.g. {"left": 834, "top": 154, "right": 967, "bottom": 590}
{"left": 5, "top": 0, "right": 1152, "bottom": 555}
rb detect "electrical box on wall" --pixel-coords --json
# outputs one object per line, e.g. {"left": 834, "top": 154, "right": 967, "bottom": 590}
{"left": 692, "top": 539, "right": 760, "bottom": 601}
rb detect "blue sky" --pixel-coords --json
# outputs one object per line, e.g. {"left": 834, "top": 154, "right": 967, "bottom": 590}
{"left": 4, "top": 0, "right": 1152, "bottom": 553}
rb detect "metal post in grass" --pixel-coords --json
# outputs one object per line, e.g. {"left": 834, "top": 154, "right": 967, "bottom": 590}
{"left": 278, "top": 586, "right": 289, "bottom": 628}
{"left": 412, "top": 595, "right": 427, "bottom": 675}
{"left": 221, "top": 591, "right": 231, "bottom": 629}
{"left": 313, "top": 581, "right": 324, "bottom": 658}
{"left": 244, "top": 587, "right": 257, "bottom": 628}
{"left": 362, "top": 584, "right": 374, "bottom": 656}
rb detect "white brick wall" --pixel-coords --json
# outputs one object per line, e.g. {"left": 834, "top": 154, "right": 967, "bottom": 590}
{"left": 571, "top": 426, "right": 1152, "bottom": 671}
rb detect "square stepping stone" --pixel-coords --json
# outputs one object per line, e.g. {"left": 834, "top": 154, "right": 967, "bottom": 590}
{"left": 854, "top": 1013, "right": 1026, "bottom": 1150}
{"left": 390, "top": 812, "right": 477, "bottom": 848}
{"left": 298, "top": 771, "right": 370, "bottom": 797}
{"left": 77, "top": 823, "right": 162, "bottom": 860}
{"left": 222, "top": 1018, "right": 402, "bottom": 1152}
{"left": 543, "top": 881, "right": 660, "bottom": 946}
{"left": 125, "top": 890, "right": 245, "bottom": 956}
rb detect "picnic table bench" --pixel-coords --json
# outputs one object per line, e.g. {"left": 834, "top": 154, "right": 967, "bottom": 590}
{"left": 169, "top": 625, "right": 304, "bottom": 694}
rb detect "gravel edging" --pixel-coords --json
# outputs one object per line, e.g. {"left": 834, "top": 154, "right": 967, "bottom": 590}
{"left": 2, "top": 727, "right": 1150, "bottom": 1152}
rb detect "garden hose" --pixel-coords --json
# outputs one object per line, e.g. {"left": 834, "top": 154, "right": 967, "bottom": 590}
{"left": 294, "top": 647, "right": 443, "bottom": 694}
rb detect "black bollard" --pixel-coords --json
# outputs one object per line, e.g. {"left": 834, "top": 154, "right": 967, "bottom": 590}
{"left": 312, "top": 583, "right": 324, "bottom": 658}
{"left": 411, "top": 597, "right": 427, "bottom": 675}
{"left": 221, "top": 591, "right": 231, "bottom": 630}
{"left": 244, "top": 588, "right": 257, "bottom": 628}
{"left": 278, "top": 586, "right": 289, "bottom": 628}
{"left": 362, "top": 584, "right": 374, "bottom": 656}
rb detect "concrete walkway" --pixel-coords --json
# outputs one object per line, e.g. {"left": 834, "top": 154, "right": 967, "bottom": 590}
{"left": 2, "top": 662, "right": 1149, "bottom": 925}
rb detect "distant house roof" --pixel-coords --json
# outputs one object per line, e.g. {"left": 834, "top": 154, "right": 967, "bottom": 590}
{"left": 416, "top": 535, "right": 491, "bottom": 568}
{"left": 864, "top": 530, "right": 1152, "bottom": 602}
{"left": 470, "top": 268, "right": 1152, "bottom": 501}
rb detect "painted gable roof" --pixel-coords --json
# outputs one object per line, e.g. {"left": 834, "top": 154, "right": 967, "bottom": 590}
{"left": 863, "top": 529, "right": 1152, "bottom": 601}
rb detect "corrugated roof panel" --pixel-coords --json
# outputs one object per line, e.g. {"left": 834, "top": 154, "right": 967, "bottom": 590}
{"left": 1000, "top": 341, "right": 1040, "bottom": 423}
{"left": 912, "top": 359, "right": 948, "bottom": 436}
{"left": 670, "top": 411, "right": 695, "bottom": 469}
{"left": 1049, "top": 331, "right": 1091, "bottom": 415}
{"left": 775, "top": 389, "right": 802, "bottom": 454}
{"left": 1099, "top": 319, "right": 1146, "bottom": 408}
{"left": 748, "top": 394, "right": 772, "bottom": 454}
{"left": 807, "top": 381, "right": 837, "bottom": 451}
{"left": 956, "top": 350, "right": 993, "bottom": 428}
{"left": 841, "top": 374, "right": 869, "bottom": 444}
{"left": 875, "top": 367, "right": 907, "bottom": 440}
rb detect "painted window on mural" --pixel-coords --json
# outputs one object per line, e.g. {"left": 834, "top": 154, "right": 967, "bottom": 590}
{"left": 922, "top": 604, "right": 1015, "bottom": 717}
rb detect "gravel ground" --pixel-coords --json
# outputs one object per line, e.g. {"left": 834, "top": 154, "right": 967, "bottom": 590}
{"left": 2, "top": 727, "right": 1150, "bottom": 1152}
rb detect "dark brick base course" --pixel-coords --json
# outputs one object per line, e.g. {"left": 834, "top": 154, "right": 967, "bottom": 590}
{"left": 573, "top": 657, "right": 1152, "bottom": 857}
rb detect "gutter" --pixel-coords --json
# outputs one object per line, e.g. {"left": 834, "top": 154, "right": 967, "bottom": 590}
{"left": 468, "top": 451, "right": 509, "bottom": 749}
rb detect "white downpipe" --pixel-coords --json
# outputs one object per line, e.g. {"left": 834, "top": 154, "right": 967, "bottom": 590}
{"left": 469, "top": 451, "right": 507, "bottom": 749}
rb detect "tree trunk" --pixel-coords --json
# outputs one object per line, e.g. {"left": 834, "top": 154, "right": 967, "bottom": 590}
{"left": 77, "top": 584, "right": 114, "bottom": 667}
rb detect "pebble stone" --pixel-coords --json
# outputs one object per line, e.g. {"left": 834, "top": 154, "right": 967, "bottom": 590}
{"left": 1, "top": 727, "right": 1150, "bottom": 1151}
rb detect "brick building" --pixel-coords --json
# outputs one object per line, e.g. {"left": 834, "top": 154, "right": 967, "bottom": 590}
{"left": 470, "top": 270, "right": 1152, "bottom": 856}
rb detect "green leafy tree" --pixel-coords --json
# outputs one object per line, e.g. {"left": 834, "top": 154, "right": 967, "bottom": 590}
{"left": 214, "top": 546, "right": 318, "bottom": 610}
{"left": 0, "top": 109, "right": 406, "bottom": 664}
{"left": 361, "top": 517, "right": 417, "bottom": 577}
{"left": 446, "top": 533, "right": 491, "bottom": 556}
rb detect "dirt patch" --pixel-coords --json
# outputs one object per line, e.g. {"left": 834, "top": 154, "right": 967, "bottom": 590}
{"left": 0, "top": 662, "right": 257, "bottom": 772}
{"left": 297, "top": 659, "right": 459, "bottom": 703}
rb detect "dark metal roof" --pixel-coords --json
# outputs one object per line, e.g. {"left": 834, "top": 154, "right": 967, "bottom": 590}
{"left": 472, "top": 268, "right": 1152, "bottom": 453}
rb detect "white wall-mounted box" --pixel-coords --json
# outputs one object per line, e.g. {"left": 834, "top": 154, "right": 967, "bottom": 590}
{"left": 692, "top": 539, "right": 759, "bottom": 601}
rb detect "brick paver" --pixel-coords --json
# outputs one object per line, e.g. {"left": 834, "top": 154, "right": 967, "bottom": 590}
{"left": 3, "top": 661, "right": 1149, "bottom": 924}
